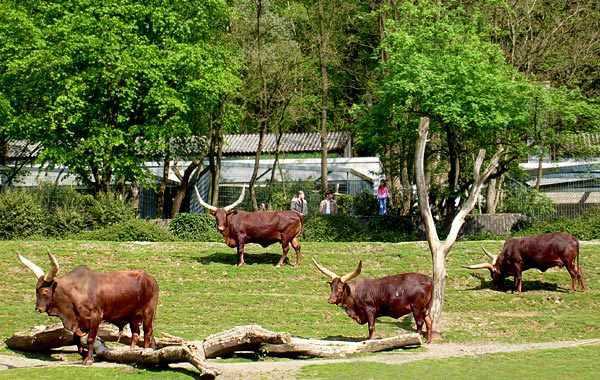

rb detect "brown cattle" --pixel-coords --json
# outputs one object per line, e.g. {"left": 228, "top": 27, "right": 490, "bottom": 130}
{"left": 463, "top": 232, "right": 586, "bottom": 293}
{"left": 195, "top": 186, "right": 304, "bottom": 267}
{"left": 18, "top": 251, "right": 159, "bottom": 365}
{"left": 313, "top": 259, "right": 433, "bottom": 343}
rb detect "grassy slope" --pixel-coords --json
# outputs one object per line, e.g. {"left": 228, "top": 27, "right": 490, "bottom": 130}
{"left": 1, "top": 240, "right": 599, "bottom": 378}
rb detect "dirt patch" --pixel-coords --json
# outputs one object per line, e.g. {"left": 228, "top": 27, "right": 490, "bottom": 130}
{"left": 3, "top": 339, "right": 600, "bottom": 379}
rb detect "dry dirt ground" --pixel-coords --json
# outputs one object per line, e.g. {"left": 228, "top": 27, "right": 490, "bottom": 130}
{"left": 2, "top": 339, "right": 600, "bottom": 380}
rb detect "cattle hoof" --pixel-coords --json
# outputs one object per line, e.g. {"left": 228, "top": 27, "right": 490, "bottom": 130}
{"left": 275, "top": 263, "right": 283, "bottom": 268}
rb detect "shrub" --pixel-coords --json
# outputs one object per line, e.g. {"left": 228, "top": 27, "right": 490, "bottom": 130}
{"left": 87, "top": 192, "right": 136, "bottom": 228}
{"left": 303, "top": 214, "right": 366, "bottom": 242}
{"left": 353, "top": 190, "right": 378, "bottom": 216}
{"left": 169, "top": 212, "right": 222, "bottom": 242}
{"left": 335, "top": 193, "right": 353, "bottom": 215}
{"left": 514, "top": 207, "right": 600, "bottom": 240}
{"left": 366, "top": 215, "right": 417, "bottom": 242}
{"left": 32, "top": 183, "right": 94, "bottom": 236}
{"left": 0, "top": 189, "right": 45, "bottom": 239}
{"left": 501, "top": 184, "right": 556, "bottom": 219}
{"left": 75, "top": 219, "right": 177, "bottom": 242}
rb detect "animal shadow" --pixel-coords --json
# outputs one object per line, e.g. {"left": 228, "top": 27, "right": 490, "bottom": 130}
{"left": 466, "top": 273, "right": 562, "bottom": 292}
{"left": 197, "top": 251, "right": 285, "bottom": 266}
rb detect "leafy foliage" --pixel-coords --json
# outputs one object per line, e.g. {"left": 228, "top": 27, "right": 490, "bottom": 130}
{"left": 75, "top": 219, "right": 177, "bottom": 242}
{"left": 168, "top": 212, "right": 222, "bottom": 242}
{"left": 0, "top": 189, "right": 45, "bottom": 239}
{"left": 514, "top": 207, "right": 600, "bottom": 241}
{"left": 500, "top": 184, "right": 556, "bottom": 219}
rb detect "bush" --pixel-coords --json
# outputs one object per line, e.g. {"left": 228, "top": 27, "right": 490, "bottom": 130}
{"left": 303, "top": 214, "right": 366, "bottom": 242}
{"left": 335, "top": 193, "right": 353, "bottom": 215}
{"left": 75, "top": 219, "right": 177, "bottom": 242}
{"left": 366, "top": 215, "right": 417, "bottom": 242}
{"left": 0, "top": 189, "right": 45, "bottom": 239}
{"left": 32, "top": 184, "right": 94, "bottom": 236}
{"left": 514, "top": 207, "right": 600, "bottom": 240}
{"left": 87, "top": 192, "right": 136, "bottom": 228}
{"left": 501, "top": 184, "right": 556, "bottom": 219}
{"left": 353, "top": 190, "right": 378, "bottom": 216}
{"left": 169, "top": 212, "right": 222, "bottom": 242}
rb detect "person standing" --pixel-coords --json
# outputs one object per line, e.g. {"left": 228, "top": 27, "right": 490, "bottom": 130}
{"left": 290, "top": 190, "right": 308, "bottom": 215}
{"left": 319, "top": 189, "right": 338, "bottom": 215}
{"left": 377, "top": 179, "right": 390, "bottom": 215}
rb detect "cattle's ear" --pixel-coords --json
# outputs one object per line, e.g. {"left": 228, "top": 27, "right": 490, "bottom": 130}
{"left": 230, "top": 210, "right": 238, "bottom": 215}
{"left": 209, "top": 210, "right": 216, "bottom": 217}
{"left": 327, "top": 281, "right": 333, "bottom": 287}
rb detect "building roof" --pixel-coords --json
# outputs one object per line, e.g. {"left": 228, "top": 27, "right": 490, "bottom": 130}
{"left": 222, "top": 131, "right": 351, "bottom": 156}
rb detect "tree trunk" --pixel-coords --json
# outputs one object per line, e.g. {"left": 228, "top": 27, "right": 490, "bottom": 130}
{"left": 415, "top": 117, "right": 503, "bottom": 333}
{"left": 171, "top": 160, "right": 200, "bottom": 218}
{"left": 318, "top": 0, "right": 329, "bottom": 193}
{"left": 6, "top": 323, "right": 421, "bottom": 372}
{"left": 156, "top": 158, "right": 170, "bottom": 218}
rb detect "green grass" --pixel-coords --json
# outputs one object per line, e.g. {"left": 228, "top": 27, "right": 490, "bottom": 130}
{"left": 1, "top": 239, "right": 599, "bottom": 378}
{"left": 297, "top": 345, "right": 600, "bottom": 379}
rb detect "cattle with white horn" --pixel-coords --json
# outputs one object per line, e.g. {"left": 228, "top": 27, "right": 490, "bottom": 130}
{"left": 195, "top": 185, "right": 304, "bottom": 267}
{"left": 312, "top": 259, "right": 433, "bottom": 343}
{"left": 462, "top": 232, "right": 586, "bottom": 293}
{"left": 17, "top": 251, "right": 159, "bottom": 365}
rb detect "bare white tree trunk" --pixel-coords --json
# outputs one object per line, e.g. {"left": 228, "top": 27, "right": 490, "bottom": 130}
{"left": 415, "top": 117, "right": 503, "bottom": 333}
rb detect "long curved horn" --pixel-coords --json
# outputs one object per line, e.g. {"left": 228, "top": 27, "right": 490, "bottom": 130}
{"left": 44, "top": 249, "right": 60, "bottom": 282}
{"left": 17, "top": 252, "right": 45, "bottom": 279}
{"left": 340, "top": 260, "right": 362, "bottom": 283}
{"left": 194, "top": 186, "right": 218, "bottom": 212}
{"left": 223, "top": 185, "right": 246, "bottom": 212}
{"left": 312, "top": 258, "right": 339, "bottom": 280}
{"left": 480, "top": 246, "right": 498, "bottom": 264}
{"left": 462, "top": 263, "right": 495, "bottom": 271}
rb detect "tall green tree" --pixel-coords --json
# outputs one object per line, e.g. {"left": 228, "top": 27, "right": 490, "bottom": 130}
{"left": 2, "top": 0, "right": 239, "bottom": 197}
{"left": 355, "top": 2, "right": 534, "bottom": 221}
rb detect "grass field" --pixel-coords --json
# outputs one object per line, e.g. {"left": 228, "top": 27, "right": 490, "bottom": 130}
{"left": 1, "top": 239, "right": 599, "bottom": 378}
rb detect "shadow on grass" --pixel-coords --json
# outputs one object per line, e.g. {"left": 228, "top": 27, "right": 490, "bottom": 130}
{"left": 465, "top": 273, "right": 563, "bottom": 292}
{"left": 196, "top": 251, "right": 287, "bottom": 266}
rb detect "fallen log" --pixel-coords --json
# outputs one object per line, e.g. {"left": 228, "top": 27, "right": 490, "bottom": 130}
{"left": 262, "top": 333, "right": 422, "bottom": 358}
{"left": 5, "top": 323, "right": 423, "bottom": 378}
{"left": 92, "top": 339, "right": 219, "bottom": 380}
{"left": 203, "top": 324, "right": 292, "bottom": 358}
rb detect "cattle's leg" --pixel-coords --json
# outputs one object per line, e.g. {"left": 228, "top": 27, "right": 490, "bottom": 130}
{"left": 129, "top": 321, "right": 141, "bottom": 349}
{"left": 412, "top": 306, "right": 433, "bottom": 343}
{"left": 84, "top": 324, "right": 100, "bottom": 365}
{"left": 291, "top": 236, "right": 302, "bottom": 267}
{"left": 367, "top": 313, "right": 376, "bottom": 340}
{"left": 276, "top": 240, "right": 290, "bottom": 268}
{"left": 513, "top": 273, "right": 523, "bottom": 293}
{"left": 236, "top": 242, "right": 245, "bottom": 266}
{"left": 565, "top": 261, "right": 586, "bottom": 292}
{"left": 73, "top": 333, "right": 87, "bottom": 358}
{"left": 142, "top": 314, "right": 157, "bottom": 349}
{"left": 424, "top": 314, "right": 433, "bottom": 344}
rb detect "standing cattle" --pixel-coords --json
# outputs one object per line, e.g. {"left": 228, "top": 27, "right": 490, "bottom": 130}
{"left": 195, "top": 186, "right": 304, "bottom": 267}
{"left": 312, "top": 259, "right": 433, "bottom": 343}
{"left": 462, "top": 232, "right": 586, "bottom": 293}
{"left": 18, "top": 251, "right": 159, "bottom": 365}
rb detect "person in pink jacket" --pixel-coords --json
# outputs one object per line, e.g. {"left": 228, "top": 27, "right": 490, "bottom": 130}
{"left": 377, "top": 179, "right": 390, "bottom": 215}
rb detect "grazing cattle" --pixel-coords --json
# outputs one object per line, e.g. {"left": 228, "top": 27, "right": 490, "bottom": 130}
{"left": 18, "top": 251, "right": 159, "bottom": 365}
{"left": 462, "top": 232, "right": 586, "bottom": 293}
{"left": 312, "top": 259, "right": 433, "bottom": 343}
{"left": 195, "top": 186, "right": 304, "bottom": 267}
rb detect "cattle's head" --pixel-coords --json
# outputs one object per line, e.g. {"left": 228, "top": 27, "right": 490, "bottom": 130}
{"left": 194, "top": 186, "right": 246, "bottom": 231}
{"left": 312, "top": 259, "right": 362, "bottom": 305}
{"left": 462, "top": 246, "right": 505, "bottom": 289}
{"left": 17, "top": 250, "right": 60, "bottom": 313}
